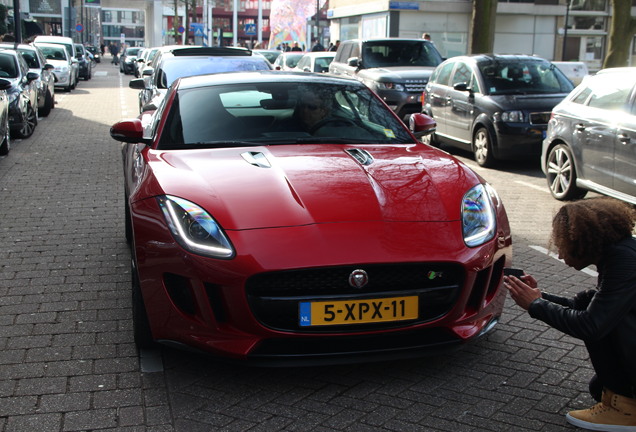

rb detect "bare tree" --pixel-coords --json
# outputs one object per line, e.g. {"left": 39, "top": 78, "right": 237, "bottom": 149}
{"left": 469, "top": 0, "right": 498, "bottom": 54}
{"left": 604, "top": 0, "right": 636, "bottom": 68}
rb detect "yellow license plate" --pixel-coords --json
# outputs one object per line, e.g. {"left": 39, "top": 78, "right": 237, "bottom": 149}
{"left": 299, "top": 296, "right": 418, "bottom": 326}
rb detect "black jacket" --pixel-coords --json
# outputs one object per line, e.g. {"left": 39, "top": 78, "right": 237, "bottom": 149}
{"left": 528, "top": 236, "right": 636, "bottom": 384}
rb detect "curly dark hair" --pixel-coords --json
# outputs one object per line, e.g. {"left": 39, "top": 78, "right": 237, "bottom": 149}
{"left": 551, "top": 197, "right": 636, "bottom": 262}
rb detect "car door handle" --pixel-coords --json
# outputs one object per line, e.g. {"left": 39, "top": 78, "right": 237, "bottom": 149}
{"left": 574, "top": 123, "right": 586, "bottom": 131}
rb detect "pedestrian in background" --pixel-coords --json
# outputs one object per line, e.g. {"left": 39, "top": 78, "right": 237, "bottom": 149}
{"left": 505, "top": 197, "right": 636, "bottom": 431}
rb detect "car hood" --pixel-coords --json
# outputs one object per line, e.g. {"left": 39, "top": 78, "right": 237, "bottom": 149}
{"left": 138, "top": 144, "right": 481, "bottom": 230}
{"left": 358, "top": 67, "right": 435, "bottom": 81}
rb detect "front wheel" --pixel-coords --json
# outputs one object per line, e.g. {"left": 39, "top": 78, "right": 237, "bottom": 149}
{"left": 0, "top": 116, "right": 10, "bottom": 156}
{"left": 131, "top": 256, "right": 156, "bottom": 349}
{"left": 14, "top": 103, "right": 37, "bottom": 139}
{"left": 473, "top": 127, "right": 496, "bottom": 168}
{"left": 545, "top": 143, "right": 587, "bottom": 200}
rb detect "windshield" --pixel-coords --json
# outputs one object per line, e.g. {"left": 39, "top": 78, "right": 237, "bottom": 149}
{"left": 160, "top": 57, "right": 271, "bottom": 89}
{"left": 478, "top": 59, "right": 574, "bottom": 95}
{"left": 362, "top": 40, "right": 442, "bottom": 68}
{"left": 158, "top": 81, "right": 415, "bottom": 149}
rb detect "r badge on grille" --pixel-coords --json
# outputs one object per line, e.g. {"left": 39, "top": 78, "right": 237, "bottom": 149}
{"left": 349, "top": 269, "right": 369, "bottom": 289}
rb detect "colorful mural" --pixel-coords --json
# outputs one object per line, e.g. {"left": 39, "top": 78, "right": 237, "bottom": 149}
{"left": 267, "top": 0, "right": 323, "bottom": 50}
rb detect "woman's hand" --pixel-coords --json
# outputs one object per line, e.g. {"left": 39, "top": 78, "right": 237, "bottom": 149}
{"left": 504, "top": 274, "right": 542, "bottom": 310}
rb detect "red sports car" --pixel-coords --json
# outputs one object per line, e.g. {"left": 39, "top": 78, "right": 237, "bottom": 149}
{"left": 110, "top": 71, "right": 512, "bottom": 365}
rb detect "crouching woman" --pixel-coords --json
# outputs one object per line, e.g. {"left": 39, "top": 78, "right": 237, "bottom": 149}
{"left": 505, "top": 197, "right": 636, "bottom": 431}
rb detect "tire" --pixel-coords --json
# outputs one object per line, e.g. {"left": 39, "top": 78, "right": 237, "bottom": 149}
{"left": 124, "top": 197, "right": 132, "bottom": 245}
{"left": 40, "top": 90, "right": 53, "bottom": 117}
{"left": 14, "top": 103, "right": 37, "bottom": 139}
{"left": 131, "top": 255, "right": 156, "bottom": 349}
{"left": 545, "top": 143, "right": 587, "bottom": 201}
{"left": 0, "top": 116, "right": 10, "bottom": 156}
{"left": 473, "top": 127, "right": 496, "bottom": 168}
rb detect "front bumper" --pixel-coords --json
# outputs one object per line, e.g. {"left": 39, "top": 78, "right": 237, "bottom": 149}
{"left": 492, "top": 121, "right": 547, "bottom": 159}
{"left": 131, "top": 197, "right": 512, "bottom": 365}
{"left": 374, "top": 89, "right": 422, "bottom": 120}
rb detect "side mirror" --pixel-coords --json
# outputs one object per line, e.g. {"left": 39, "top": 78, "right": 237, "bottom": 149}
{"left": 44, "top": 63, "right": 55, "bottom": 71}
{"left": 0, "top": 78, "right": 11, "bottom": 90}
{"left": 409, "top": 113, "right": 437, "bottom": 139}
{"left": 110, "top": 118, "right": 151, "bottom": 144}
{"left": 142, "top": 67, "right": 153, "bottom": 76}
{"left": 129, "top": 78, "right": 146, "bottom": 90}
{"left": 26, "top": 72, "right": 39, "bottom": 82}
{"left": 347, "top": 57, "right": 360, "bottom": 68}
{"left": 453, "top": 82, "right": 471, "bottom": 92}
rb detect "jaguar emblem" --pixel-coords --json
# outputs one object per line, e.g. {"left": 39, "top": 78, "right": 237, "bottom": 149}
{"left": 348, "top": 269, "right": 369, "bottom": 289}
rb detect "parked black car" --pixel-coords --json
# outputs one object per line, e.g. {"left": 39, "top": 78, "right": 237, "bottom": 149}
{"left": 85, "top": 45, "right": 100, "bottom": 63}
{"left": 541, "top": 67, "right": 636, "bottom": 205}
{"left": 422, "top": 54, "right": 574, "bottom": 167}
{"left": 75, "top": 44, "right": 92, "bottom": 80}
{"left": 0, "top": 49, "right": 39, "bottom": 138}
{"left": 120, "top": 46, "right": 143, "bottom": 75}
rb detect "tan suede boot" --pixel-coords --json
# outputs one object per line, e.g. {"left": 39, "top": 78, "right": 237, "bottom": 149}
{"left": 566, "top": 389, "right": 636, "bottom": 431}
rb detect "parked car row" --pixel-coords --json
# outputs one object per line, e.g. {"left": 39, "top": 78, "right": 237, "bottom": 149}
{"left": 0, "top": 37, "right": 99, "bottom": 158}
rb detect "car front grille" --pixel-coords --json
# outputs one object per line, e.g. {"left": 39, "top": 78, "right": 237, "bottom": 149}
{"left": 404, "top": 80, "right": 428, "bottom": 92}
{"left": 245, "top": 263, "right": 464, "bottom": 333}
{"left": 529, "top": 112, "right": 551, "bottom": 125}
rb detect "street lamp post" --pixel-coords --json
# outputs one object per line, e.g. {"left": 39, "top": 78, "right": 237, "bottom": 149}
{"left": 562, "top": 0, "right": 570, "bottom": 61}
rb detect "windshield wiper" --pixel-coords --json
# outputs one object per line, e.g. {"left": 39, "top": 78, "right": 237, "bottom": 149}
{"left": 294, "top": 137, "right": 385, "bottom": 144}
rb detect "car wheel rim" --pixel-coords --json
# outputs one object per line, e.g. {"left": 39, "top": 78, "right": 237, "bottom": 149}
{"left": 547, "top": 146, "right": 572, "bottom": 197}
{"left": 22, "top": 105, "right": 36, "bottom": 137}
{"left": 474, "top": 131, "right": 488, "bottom": 164}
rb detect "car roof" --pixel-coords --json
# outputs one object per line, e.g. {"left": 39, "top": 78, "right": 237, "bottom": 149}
{"left": 176, "top": 70, "right": 361, "bottom": 90}
{"left": 450, "top": 54, "right": 548, "bottom": 63}
{"left": 162, "top": 46, "right": 254, "bottom": 58}
{"left": 299, "top": 52, "right": 336, "bottom": 58}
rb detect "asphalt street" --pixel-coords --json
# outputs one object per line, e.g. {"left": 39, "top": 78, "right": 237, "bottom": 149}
{"left": 0, "top": 57, "right": 599, "bottom": 432}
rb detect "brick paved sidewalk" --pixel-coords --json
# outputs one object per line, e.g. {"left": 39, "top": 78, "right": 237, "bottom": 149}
{"left": 0, "top": 65, "right": 596, "bottom": 432}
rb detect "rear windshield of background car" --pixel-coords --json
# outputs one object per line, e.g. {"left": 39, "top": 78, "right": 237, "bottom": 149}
{"left": 361, "top": 40, "right": 442, "bottom": 68}
{"left": 39, "top": 46, "right": 67, "bottom": 61}
{"left": 157, "top": 81, "right": 414, "bottom": 149}
{"left": 160, "top": 57, "right": 272, "bottom": 88}
{"left": 478, "top": 59, "right": 574, "bottom": 95}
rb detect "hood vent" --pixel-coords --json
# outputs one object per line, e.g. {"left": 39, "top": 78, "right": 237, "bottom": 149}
{"left": 345, "top": 148, "right": 374, "bottom": 166}
{"left": 241, "top": 151, "right": 271, "bottom": 168}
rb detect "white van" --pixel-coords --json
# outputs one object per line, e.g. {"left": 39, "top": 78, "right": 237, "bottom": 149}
{"left": 551, "top": 61, "right": 589, "bottom": 86}
{"left": 34, "top": 36, "right": 79, "bottom": 89}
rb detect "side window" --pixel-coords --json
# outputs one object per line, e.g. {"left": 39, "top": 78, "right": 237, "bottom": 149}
{"left": 435, "top": 62, "right": 454, "bottom": 87}
{"left": 451, "top": 62, "right": 472, "bottom": 86}
{"left": 350, "top": 43, "right": 360, "bottom": 60}
{"left": 587, "top": 79, "right": 634, "bottom": 111}
{"left": 335, "top": 43, "right": 352, "bottom": 63}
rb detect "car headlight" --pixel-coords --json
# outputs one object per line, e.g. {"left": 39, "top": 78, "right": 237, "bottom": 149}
{"left": 500, "top": 110, "right": 525, "bottom": 123}
{"left": 375, "top": 81, "right": 405, "bottom": 91}
{"left": 462, "top": 184, "right": 496, "bottom": 247}
{"left": 55, "top": 66, "right": 69, "bottom": 73}
{"left": 158, "top": 195, "right": 235, "bottom": 259}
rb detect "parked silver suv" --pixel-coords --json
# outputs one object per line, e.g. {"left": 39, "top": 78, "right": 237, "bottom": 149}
{"left": 329, "top": 38, "right": 443, "bottom": 120}
{"left": 541, "top": 67, "right": 636, "bottom": 205}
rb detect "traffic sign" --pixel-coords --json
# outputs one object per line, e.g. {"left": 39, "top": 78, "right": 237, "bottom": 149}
{"left": 244, "top": 23, "right": 256, "bottom": 36}
{"left": 76, "top": 24, "right": 83, "bottom": 32}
